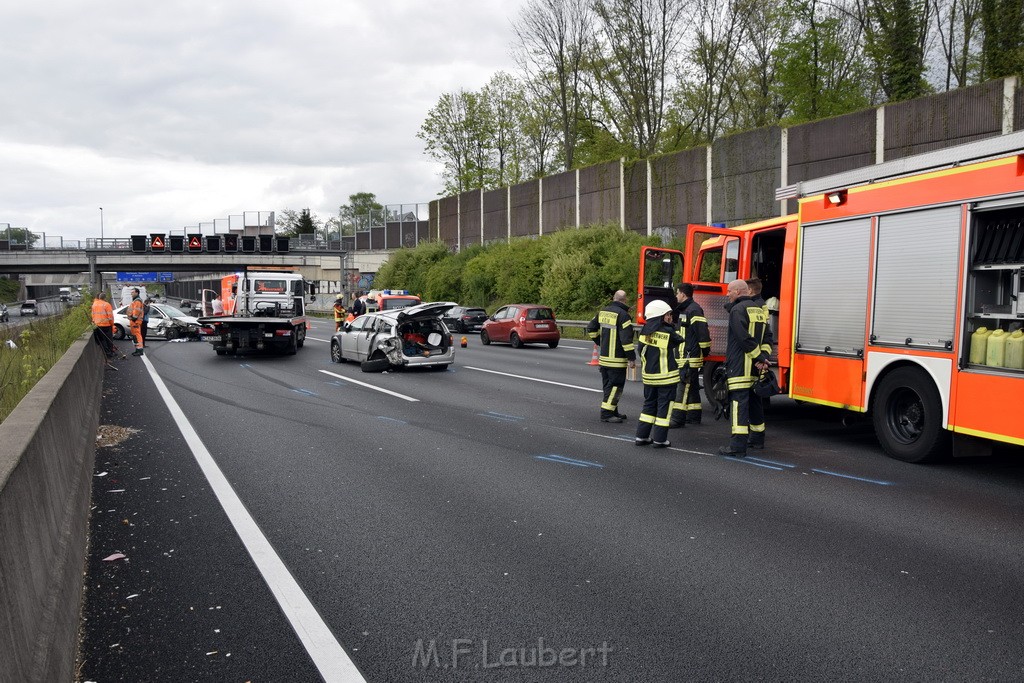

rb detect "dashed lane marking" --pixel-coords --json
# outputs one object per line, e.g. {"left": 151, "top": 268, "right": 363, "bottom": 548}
{"left": 318, "top": 369, "right": 419, "bottom": 402}
{"left": 140, "top": 355, "right": 366, "bottom": 683}
{"left": 464, "top": 366, "right": 601, "bottom": 393}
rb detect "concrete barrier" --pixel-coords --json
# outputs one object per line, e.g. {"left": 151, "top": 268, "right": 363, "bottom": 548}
{"left": 0, "top": 335, "right": 104, "bottom": 682}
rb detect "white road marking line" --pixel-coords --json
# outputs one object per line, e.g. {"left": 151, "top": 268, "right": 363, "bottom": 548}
{"left": 464, "top": 366, "right": 601, "bottom": 393}
{"left": 307, "top": 336, "right": 331, "bottom": 343}
{"left": 318, "top": 369, "right": 420, "bottom": 402}
{"left": 141, "top": 356, "right": 365, "bottom": 683}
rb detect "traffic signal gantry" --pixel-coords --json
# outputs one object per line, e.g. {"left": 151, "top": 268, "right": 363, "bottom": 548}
{"left": 131, "top": 233, "right": 291, "bottom": 254}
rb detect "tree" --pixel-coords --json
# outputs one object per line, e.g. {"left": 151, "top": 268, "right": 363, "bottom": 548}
{"left": 520, "top": 82, "right": 563, "bottom": 177}
{"left": 855, "top": 0, "right": 932, "bottom": 101}
{"left": 932, "top": 0, "right": 984, "bottom": 89}
{"left": 0, "top": 227, "right": 40, "bottom": 247}
{"left": 979, "top": 0, "right": 1024, "bottom": 79}
{"left": 730, "top": 0, "right": 793, "bottom": 129}
{"left": 338, "top": 192, "right": 384, "bottom": 234}
{"left": 774, "top": 0, "right": 873, "bottom": 122}
{"left": 417, "top": 89, "right": 491, "bottom": 194}
{"left": 275, "top": 208, "right": 320, "bottom": 237}
{"left": 481, "top": 72, "right": 527, "bottom": 187}
{"left": 590, "top": 0, "right": 689, "bottom": 158}
{"left": 513, "top": 0, "right": 595, "bottom": 171}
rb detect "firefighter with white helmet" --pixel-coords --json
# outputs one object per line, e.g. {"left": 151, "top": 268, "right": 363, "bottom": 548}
{"left": 635, "top": 299, "right": 685, "bottom": 448}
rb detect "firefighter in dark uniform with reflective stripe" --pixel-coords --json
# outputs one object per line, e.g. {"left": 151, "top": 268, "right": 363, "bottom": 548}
{"left": 746, "top": 278, "right": 774, "bottom": 363}
{"left": 720, "top": 280, "right": 770, "bottom": 457}
{"left": 587, "top": 290, "right": 636, "bottom": 423}
{"left": 635, "top": 299, "right": 685, "bottom": 448}
{"left": 669, "top": 282, "right": 712, "bottom": 428}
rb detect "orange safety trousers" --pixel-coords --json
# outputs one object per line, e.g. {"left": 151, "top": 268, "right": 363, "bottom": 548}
{"left": 130, "top": 322, "right": 143, "bottom": 349}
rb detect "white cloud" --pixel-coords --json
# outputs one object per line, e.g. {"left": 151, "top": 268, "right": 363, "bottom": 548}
{"left": 0, "top": 0, "right": 524, "bottom": 239}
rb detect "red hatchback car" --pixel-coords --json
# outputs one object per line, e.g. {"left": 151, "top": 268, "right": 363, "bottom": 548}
{"left": 480, "top": 304, "right": 560, "bottom": 348}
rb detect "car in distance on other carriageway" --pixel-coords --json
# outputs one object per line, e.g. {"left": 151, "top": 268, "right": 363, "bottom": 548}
{"left": 331, "top": 301, "right": 457, "bottom": 372}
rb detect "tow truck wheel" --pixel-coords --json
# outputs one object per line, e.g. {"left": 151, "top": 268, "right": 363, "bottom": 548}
{"left": 287, "top": 329, "right": 298, "bottom": 355}
{"left": 297, "top": 326, "right": 305, "bottom": 348}
{"left": 872, "top": 366, "right": 950, "bottom": 463}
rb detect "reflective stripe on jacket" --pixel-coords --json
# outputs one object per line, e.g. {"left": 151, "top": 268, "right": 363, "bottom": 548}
{"left": 724, "top": 296, "right": 769, "bottom": 390}
{"left": 128, "top": 298, "right": 144, "bottom": 323}
{"left": 586, "top": 301, "right": 636, "bottom": 368}
{"left": 638, "top": 320, "right": 684, "bottom": 386}
{"left": 91, "top": 300, "right": 113, "bottom": 327}
{"left": 676, "top": 298, "right": 711, "bottom": 368}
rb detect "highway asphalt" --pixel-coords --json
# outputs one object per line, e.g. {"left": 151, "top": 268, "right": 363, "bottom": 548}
{"left": 78, "top": 318, "right": 1024, "bottom": 681}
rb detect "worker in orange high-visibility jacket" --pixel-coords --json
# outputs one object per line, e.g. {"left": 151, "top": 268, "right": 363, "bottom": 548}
{"left": 127, "top": 288, "right": 145, "bottom": 356}
{"left": 91, "top": 291, "right": 117, "bottom": 359}
{"left": 333, "top": 294, "right": 348, "bottom": 332}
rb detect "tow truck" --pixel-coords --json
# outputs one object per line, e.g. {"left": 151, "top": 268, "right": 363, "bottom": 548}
{"left": 197, "top": 269, "right": 316, "bottom": 356}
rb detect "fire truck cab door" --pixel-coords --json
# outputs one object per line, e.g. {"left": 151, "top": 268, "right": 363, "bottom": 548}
{"left": 684, "top": 224, "right": 748, "bottom": 358}
{"left": 638, "top": 246, "right": 685, "bottom": 323}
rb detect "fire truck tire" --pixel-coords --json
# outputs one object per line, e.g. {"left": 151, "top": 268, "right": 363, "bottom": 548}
{"left": 361, "top": 354, "right": 391, "bottom": 373}
{"left": 872, "top": 366, "right": 950, "bottom": 463}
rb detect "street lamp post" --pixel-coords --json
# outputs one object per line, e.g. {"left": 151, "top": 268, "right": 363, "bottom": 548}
{"left": 99, "top": 207, "right": 104, "bottom": 246}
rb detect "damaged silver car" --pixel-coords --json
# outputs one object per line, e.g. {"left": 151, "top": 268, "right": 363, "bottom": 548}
{"left": 330, "top": 301, "right": 457, "bottom": 372}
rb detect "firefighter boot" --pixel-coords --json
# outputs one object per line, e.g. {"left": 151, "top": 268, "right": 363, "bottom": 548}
{"left": 718, "top": 435, "right": 747, "bottom": 457}
{"left": 686, "top": 410, "right": 702, "bottom": 425}
{"left": 748, "top": 432, "right": 765, "bottom": 450}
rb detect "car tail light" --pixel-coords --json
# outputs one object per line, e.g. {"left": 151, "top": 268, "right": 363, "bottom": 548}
{"left": 199, "top": 326, "right": 215, "bottom": 335}
{"left": 274, "top": 329, "right": 292, "bottom": 336}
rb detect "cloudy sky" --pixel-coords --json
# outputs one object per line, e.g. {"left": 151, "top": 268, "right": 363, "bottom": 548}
{"left": 0, "top": 0, "right": 525, "bottom": 242}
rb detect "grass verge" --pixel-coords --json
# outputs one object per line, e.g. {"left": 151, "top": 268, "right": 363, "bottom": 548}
{"left": 0, "top": 300, "right": 93, "bottom": 422}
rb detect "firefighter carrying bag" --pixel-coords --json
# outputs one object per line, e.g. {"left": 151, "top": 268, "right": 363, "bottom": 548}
{"left": 752, "top": 368, "right": 780, "bottom": 398}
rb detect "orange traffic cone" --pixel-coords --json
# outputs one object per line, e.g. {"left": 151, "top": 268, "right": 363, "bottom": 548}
{"left": 588, "top": 346, "right": 600, "bottom": 366}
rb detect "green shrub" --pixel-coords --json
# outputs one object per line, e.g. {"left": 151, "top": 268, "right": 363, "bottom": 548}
{"left": 0, "top": 300, "right": 93, "bottom": 422}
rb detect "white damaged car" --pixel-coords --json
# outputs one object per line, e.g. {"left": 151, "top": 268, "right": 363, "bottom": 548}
{"left": 330, "top": 301, "right": 457, "bottom": 372}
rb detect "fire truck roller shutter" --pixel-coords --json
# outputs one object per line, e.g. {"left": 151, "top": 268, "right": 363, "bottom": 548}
{"left": 871, "top": 205, "right": 961, "bottom": 349}
{"left": 796, "top": 218, "right": 871, "bottom": 356}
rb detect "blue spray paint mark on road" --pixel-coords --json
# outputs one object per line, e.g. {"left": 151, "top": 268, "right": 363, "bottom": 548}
{"left": 480, "top": 411, "right": 525, "bottom": 422}
{"left": 726, "top": 457, "right": 785, "bottom": 471}
{"left": 291, "top": 388, "right": 318, "bottom": 397}
{"left": 534, "top": 454, "right": 604, "bottom": 469}
{"left": 377, "top": 416, "right": 407, "bottom": 425}
{"left": 812, "top": 468, "right": 894, "bottom": 486}
{"left": 748, "top": 456, "right": 796, "bottom": 469}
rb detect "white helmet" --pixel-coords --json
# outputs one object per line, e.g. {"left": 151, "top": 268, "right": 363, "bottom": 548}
{"left": 644, "top": 299, "right": 672, "bottom": 320}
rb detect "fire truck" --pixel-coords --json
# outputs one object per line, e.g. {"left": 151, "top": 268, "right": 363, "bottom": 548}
{"left": 639, "top": 130, "right": 1024, "bottom": 462}
{"left": 197, "top": 268, "right": 316, "bottom": 356}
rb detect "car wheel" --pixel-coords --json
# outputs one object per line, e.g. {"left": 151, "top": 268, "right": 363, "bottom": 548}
{"left": 331, "top": 340, "right": 344, "bottom": 363}
{"left": 548, "top": 340, "right": 559, "bottom": 348}
{"left": 165, "top": 327, "right": 178, "bottom": 340}
{"left": 480, "top": 329, "right": 491, "bottom": 345}
{"left": 113, "top": 324, "right": 127, "bottom": 340}
{"left": 510, "top": 332, "right": 523, "bottom": 349}
{"left": 216, "top": 349, "right": 227, "bottom": 356}
{"left": 361, "top": 354, "right": 391, "bottom": 373}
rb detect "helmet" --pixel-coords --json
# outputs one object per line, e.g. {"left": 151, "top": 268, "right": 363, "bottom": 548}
{"left": 335, "top": 294, "right": 344, "bottom": 301}
{"left": 644, "top": 299, "right": 672, "bottom": 320}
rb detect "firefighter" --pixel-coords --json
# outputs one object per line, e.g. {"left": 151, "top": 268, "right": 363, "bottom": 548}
{"left": 746, "top": 277, "right": 774, "bottom": 360}
{"left": 669, "top": 282, "right": 711, "bottom": 427}
{"left": 634, "top": 299, "right": 685, "bottom": 448}
{"left": 586, "top": 289, "right": 636, "bottom": 423}
{"left": 127, "top": 287, "right": 145, "bottom": 356}
{"left": 333, "top": 294, "right": 348, "bottom": 332}
{"left": 719, "top": 279, "right": 770, "bottom": 457}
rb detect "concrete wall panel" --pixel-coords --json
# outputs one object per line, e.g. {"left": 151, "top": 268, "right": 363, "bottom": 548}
{"left": 579, "top": 161, "right": 620, "bottom": 227}
{"left": 438, "top": 196, "right": 459, "bottom": 248}
{"left": 788, "top": 110, "right": 876, "bottom": 183}
{"left": 885, "top": 80, "right": 1004, "bottom": 159}
{"left": 624, "top": 162, "right": 647, "bottom": 234}
{"left": 651, "top": 147, "right": 707, "bottom": 236}
{"left": 713, "top": 128, "right": 781, "bottom": 225}
{"left": 510, "top": 181, "right": 539, "bottom": 237}
{"left": 458, "top": 190, "right": 481, "bottom": 247}
{"left": 482, "top": 189, "right": 508, "bottom": 243}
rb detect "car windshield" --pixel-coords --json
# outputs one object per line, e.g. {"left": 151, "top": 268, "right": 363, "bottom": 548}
{"left": 527, "top": 308, "right": 553, "bottom": 320}
{"left": 467, "top": 309, "right": 486, "bottom": 315}
{"left": 158, "top": 305, "right": 188, "bottom": 318}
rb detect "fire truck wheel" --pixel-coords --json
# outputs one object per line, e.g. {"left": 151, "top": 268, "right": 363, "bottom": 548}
{"left": 872, "top": 366, "right": 950, "bottom": 463}
{"left": 361, "top": 354, "right": 391, "bottom": 373}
